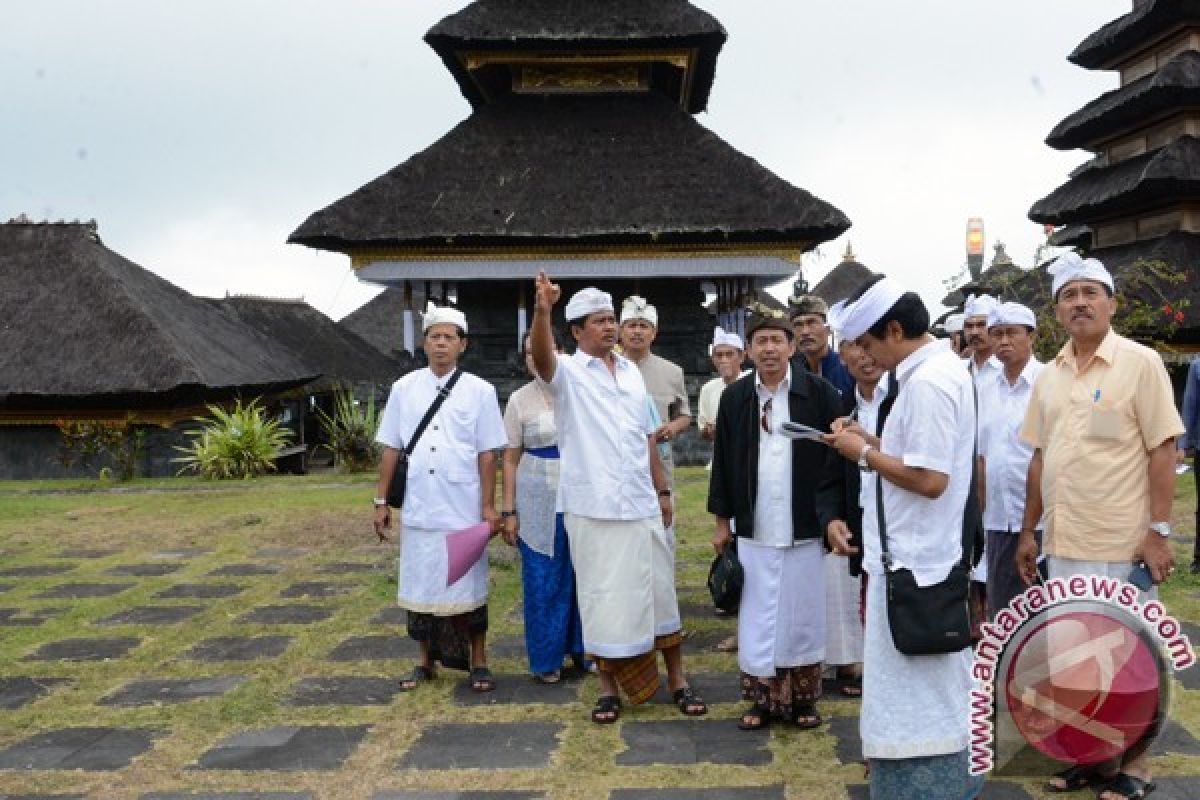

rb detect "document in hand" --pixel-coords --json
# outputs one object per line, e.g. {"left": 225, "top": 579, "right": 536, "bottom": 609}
{"left": 445, "top": 521, "right": 493, "bottom": 586}
{"left": 780, "top": 421, "right": 829, "bottom": 443}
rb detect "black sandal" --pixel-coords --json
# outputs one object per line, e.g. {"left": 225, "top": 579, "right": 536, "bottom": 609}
{"left": 838, "top": 673, "right": 862, "bottom": 698}
{"left": 1043, "top": 765, "right": 1101, "bottom": 793}
{"left": 591, "top": 694, "right": 621, "bottom": 724}
{"left": 738, "top": 683, "right": 771, "bottom": 731}
{"left": 792, "top": 701, "right": 823, "bottom": 729}
{"left": 469, "top": 666, "right": 496, "bottom": 693}
{"left": 672, "top": 686, "right": 708, "bottom": 716}
{"left": 398, "top": 664, "right": 433, "bottom": 691}
{"left": 1097, "top": 772, "right": 1156, "bottom": 800}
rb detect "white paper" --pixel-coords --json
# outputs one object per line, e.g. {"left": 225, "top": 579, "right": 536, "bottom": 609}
{"left": 781, "top": 421, "right": 828, "bottom": 443}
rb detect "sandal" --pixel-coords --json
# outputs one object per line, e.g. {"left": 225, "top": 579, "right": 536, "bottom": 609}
{"left": 398, "top": 664, "right": 434, "bottom": 691}
{"left": 838, "top": 672, "right": 862, "bottom": 698}
{"left": 792, "top": 701, "right": 823, "bottom": 729}
{"left": 469, "top": 666, "right": 496, "bottom": 693}
{"left": 737, "top": 683, "right": 771, "bottom": 731}
{"left": 591, "top": 694, "right": 621, "bottom": 724}
{"left": 1097, "top": 773, "right": 1156, "bottom": 800}
{"left": 534, "top": 670, "right": 561, "bottom": 685}
{"left": 672, "top": 686, "right": 708, "bottom": 716}
{"left": 1043, "top": 765, "right": 1102, "bottom": 793}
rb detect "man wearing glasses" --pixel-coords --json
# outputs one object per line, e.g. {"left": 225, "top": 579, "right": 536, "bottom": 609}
{"left": 708, "top": 306, "right": 843, "bottom": 731}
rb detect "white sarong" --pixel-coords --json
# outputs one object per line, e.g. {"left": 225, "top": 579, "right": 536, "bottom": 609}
{"left": 737, "top": 538, "right": 826, "bottom": 677}
{"left": 824, "top": 553, "right": 864, "bottom": 666}
{"left": 565, "top": 513, "right": 680, "bottom": 658}
{"left": 398, "top": 525, "right": 488, "bottom": 615}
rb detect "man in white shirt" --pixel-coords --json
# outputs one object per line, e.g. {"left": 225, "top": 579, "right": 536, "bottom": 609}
{"left": 962, "top": 293, "right": 1000, "bottom": 630}
{"left": 529, "top": 272, "right": 705, "bottom": 724}
{"left": 697, "top": 326, "right": 746, "bottom": 445}
{"left": 372, "top": 304, "right": 508, "bottom": 694}
{"left": 825, "top": 275, "right": 983, "bottom": 800}
{"left": 977, "top": 302, "right": 1043, "bottom": 618}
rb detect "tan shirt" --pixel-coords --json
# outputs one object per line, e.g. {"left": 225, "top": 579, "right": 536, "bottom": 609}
{"left": 1020, "top": 330, "right": 1184, "bottom": 561}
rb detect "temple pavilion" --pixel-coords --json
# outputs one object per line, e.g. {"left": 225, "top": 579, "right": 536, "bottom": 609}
{"left": 1029, "top": 0, "right": 1200, "bottom": 353}
{"left": 290, "top": 0, "right": 849, "bottom": 379}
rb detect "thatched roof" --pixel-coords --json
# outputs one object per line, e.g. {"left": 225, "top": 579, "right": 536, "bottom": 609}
{"left": 1048, "top": 224, "right": 1093, "bottom": 249}
{"left": 0, "top": 222, "right": 315, "bottom": 409}
{"left": 338, "top": 288, "right": 408, "bottom": 357}
{"left": 810, "top": 249, "right": 873, "bottom": 305}
{"left": 1070, "top": 0, "right": 1200, "bottom": 70}
{"left": 942, "top": 245, "right": 1027, "bottom": 308}
{"left": 289, "top": 92, "right": 850, "bottom": 255}
{"left": 1047, "top": 51, "right": 1200, "bottom": 151}
{"left": 425, "top": 0, "right": 727, "bottom": 113}
{"left": 1029, "top": 135, "right": 1200, "bottom": 226}
{"left": 210, "top": 296, "right": 402, "bottom": 388}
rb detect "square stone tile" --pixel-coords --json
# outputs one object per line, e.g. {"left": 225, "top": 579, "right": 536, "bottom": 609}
{"left": 397, "top": 722, "right": 562, "bottom": 770}
{"left": 105, "top": 563, "right": 183, "bottom": 577}
{"left": 236, "top": 605, "right": 334, "bottom": 625}
{"left": 56, "top": 548, "right": 119, "bottom": 559}
{"left": 142, "top": 794, "right": 312, "bottom": 800}
{"left": 255, "top": 547, "right": 309, "bottom": 559}
{"left": 488, "top": 635, "right": 527, "bottom": 660}
{"left": 0, "top": 794, "right": 87, "bottom": 799}
{"left": 1148, "top": 718, "right": 1200, "bottom": 756}
{"left": 370, "top": 607, "right": 409, "bottom": 626}
{"left": 648, "top": 673, "right": 746, "bottom": 706}
{"left": 33, "top": 582, "right": 134, "bottom": 599}
{"left": 372, "top": 794, "right": 543, "bottom": 800}
{"left": 151, "top": 547, "right": 210, "bottom": 560}
{"left": 0, "top": 564, "right": 74, "bottom": 577}
{"left": 24, "top": 637, "right": 141, "bottom": 662}
{"left": 186, "top": 636, "right": 292, "bottom": 662}
{"left": 327, "top": 635, "right": 419, "bottom": 661}
{"left": 207, "top": 564, "right": 280, "bottom": 577}
{"left": 616, "top": 720, "right": 769, "bottom": 766}
{"left": 610, "top": 789, "right": 784, "bottom": 800}
{"left": 0, "top": 607, "right": 64, "bottom": 627}
{"left": 452, "top": 672, "right": 581, "bottom": 706}
{"left": 96, "top": 606, "right": 205, "bottom": 625}
{"left": 1155, "top": 777, "right": 1200, "bottom": 800}
{"left": 192, "top": 725, "right": 369, "bottom": 771}
{"left": 285, "top": 676, "right": 401, "bottom": 706}
{"left": 100, "top": 676, "right": 247, "bottom": 706}
{"left": 155, "top": 583, "right": 245, "bottom": 599}
{"left": 681, "top": 629, "right": 740, "bottom": 652}
{"left": 0, "top": 727, "right": 161, "bottom": 770}
{"left": 279, "top": 582, "right": 356, "bottom": 599}
{"left": 316, "top": 562, "right": 379, "bottom": 574}
{"left": 0, "top": 677, "right": 72, "bottom": 710}
{"left": 0, "top": 583, "right": 13, "bottom": 593}
{"left": 828, "top": 714, "right": 861, "bottom": 765}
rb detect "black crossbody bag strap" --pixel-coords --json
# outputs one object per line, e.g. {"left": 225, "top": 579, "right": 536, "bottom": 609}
{"left": 404, "top": 369, "right": 462, "bottom": 458}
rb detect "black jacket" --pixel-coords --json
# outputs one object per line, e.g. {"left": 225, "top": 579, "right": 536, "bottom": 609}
{"left": 707, "top": 368, "right": 843, "bottom": 542}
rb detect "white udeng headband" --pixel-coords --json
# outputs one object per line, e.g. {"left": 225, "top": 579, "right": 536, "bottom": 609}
{"left": 964, "top": 293, "right": 998, "bottom": 321}
{"left": 828, "top": 277, "right": 906, "bottom": 341}
{"left": 620, "top": 295, "right": 658, "bottom": 327}
{"left": 1048, "top": 251, "right": 1113, "bottom": 297}
{"left": 423, "top": 301, "right": 468, "bottom": 333}
{"left": 564, "top": 287, "right": 613, "bottom": 322}
{"left": 711, "top": 326, "right": 744, "bottom": 351}
{"left": 987, "top": 302, "right": 1037, "bottom": 329}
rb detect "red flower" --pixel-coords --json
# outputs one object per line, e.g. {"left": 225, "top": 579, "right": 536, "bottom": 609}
{"left": 1176, "top": 311, "right": 1185, "bottom": 323}
{"left": 1163, "top": 303, "right": 1173, "bottom": 315}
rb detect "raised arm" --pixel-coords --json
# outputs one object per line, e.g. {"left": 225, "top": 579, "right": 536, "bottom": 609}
{"left": 531, "top": 270, "right": 561, "bottom": 383}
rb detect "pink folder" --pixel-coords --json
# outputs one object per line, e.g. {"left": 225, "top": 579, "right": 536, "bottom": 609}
{"left": 445, "top": 521, "right": 493, "bottom": 586}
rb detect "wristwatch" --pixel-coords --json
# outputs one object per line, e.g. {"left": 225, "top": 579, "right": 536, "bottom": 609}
{"left": 500, "top": 510, "right": 518, "bottom": 518}
{"left": 372, "top": 497, "right": 388, "bottom": 508}
{"left": 857, "top": 444, "right": 874, "bottom": 471}
{"left": 658, "top": 488, "right": 672, "bottom": 498}
{"left": 1149, "top": 521, "right": 1171, "bottom": 538}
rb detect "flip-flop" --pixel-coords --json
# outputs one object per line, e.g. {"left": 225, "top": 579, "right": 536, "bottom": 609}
{"left": 838, "top": 673, "right": 862, "bottom": 697}
{"left": 533, "top": 670, "right": 561, "bottom": 685}
{"left": 469, "top": 666, "right": 496, "bottom": 693}
{"left": 1043, "top": 765, "right": 1100, "bottom": 793}
{"left": 672, "top": 686, "right": 707, "bottom": 716}
{"left": 1097, "top": 772, "right": 1156, "bottom": 800}
{"left": 398, "top": 664, "right": 433, "bottom": 691}
{"left": 591, "top": 694, "right": 621, "bottom": 724}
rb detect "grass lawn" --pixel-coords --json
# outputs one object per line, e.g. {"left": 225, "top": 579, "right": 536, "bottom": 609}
{"left": 0, "top": 468, "right": 1196, "bottom": 799}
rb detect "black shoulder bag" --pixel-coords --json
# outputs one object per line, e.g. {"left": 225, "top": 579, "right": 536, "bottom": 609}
{"left": 386, "top": 369, "right": 462, "bottom": 508}
{"left": 874, "top": 379, "right": 981, "bottom": 655}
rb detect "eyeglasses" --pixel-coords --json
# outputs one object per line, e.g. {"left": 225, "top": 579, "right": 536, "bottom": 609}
{"left": 761, "top": 397, "right": 772, "bottom": 434}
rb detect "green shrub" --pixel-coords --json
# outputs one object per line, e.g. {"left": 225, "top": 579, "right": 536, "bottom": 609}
{"left": 316, "top": 389, "right": 382, "bottom": 473}
{"left": 55, "top": 415, "right": 145, "bottom": 481}
{"left": 173, "top": 399, "right": 292, "bottom": 479}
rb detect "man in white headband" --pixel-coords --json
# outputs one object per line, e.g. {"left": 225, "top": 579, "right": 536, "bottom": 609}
{"left": 374, "top": 301, "right": 507, "bottom": 694}
{"left": 825, "top": 274, "right": 983, "bottom": 798}
{"left": 619, "top": 295, "right": 692, "bottom": 487}
{"left": 962, "top": 294, "right": 1001, "bottom": 392}
{"left": 975, "top": 302, "right": 1043, "bottom": 624}
{"left": 1016, "top": 254, "right": 1183, "bottom": 795}
{"left": 529, "top": 272, "right": 705, "bottom": 723}
{"left": 944, "top": 312, "right": 966, "bottom": 356}
{"left": 698, "top": 326, "right": 745, "bottom": 445}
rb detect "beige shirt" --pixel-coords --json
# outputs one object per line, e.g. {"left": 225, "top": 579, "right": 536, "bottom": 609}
{"left": 1020, "top": 330, "right": 1184, "bottom": 561}
{"left": 632, "top": 352, "right": 691, "bottom": 479}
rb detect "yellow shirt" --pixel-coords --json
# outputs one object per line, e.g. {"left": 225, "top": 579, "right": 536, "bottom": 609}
{"left": 1020, "top": 330, "right": 1184, "bottom": 561}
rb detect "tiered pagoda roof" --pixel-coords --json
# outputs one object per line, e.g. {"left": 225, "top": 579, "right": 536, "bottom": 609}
{"left": 1070, "top": 0, "right": 1200, "bottom": 69}
{"left": 811, "top": 245, "right": 873, "bottom": 305}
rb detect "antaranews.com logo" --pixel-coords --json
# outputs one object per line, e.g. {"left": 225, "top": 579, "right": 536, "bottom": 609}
{"left": 970, "top": 574, "right": 1195, "bottom": 776}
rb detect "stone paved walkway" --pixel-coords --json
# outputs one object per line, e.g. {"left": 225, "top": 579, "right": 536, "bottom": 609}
{"left": 0, "top": 535, "right": 1196, "bottom": 800}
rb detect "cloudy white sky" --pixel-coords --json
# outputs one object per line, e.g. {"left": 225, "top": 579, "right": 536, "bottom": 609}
{"left": 4, "top": 0, "right": 1129, "bottom": 319}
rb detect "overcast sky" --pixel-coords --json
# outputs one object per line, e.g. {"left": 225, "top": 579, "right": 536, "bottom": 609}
{"left": 4, "top": 0, "right": 1130, "bottom": 320}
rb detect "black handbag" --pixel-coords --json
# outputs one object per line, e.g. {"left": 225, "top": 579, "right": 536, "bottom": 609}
{"left": 873, "top": 382, "right": 981, "bottom": 656}
{"left": 707, "top": 540, "right": 743, "bottom": 614}
{"left": 386, "top": 369, "right": 462, "bottom": 508}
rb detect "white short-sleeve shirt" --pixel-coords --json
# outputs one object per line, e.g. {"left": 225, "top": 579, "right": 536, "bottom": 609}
{"left": 862, "top": 340, "right": 976, "bottom": 587}
{"left": 542, "top": 349, "right": 658, "bottom": 520}
{"left": 375, "top": 368, "right": 507, "bottom": 531}
{"left": 979, "top": 356, "right": 1043, "bottom": 533}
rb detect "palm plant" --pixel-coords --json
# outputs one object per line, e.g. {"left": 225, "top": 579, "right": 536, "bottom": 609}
{"left": 315, "top": 389, "right": 382, "bottom": 473}
{"left": 173, "top": 399, "right": 292, "bottom": 479}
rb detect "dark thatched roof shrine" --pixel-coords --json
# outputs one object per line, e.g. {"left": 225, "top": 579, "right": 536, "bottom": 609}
{"left": 1070, "top": 0, "right": 1200, "bottom": 70}
{"left": 1029, "top": 135, "right": 1200, "bottom": 226}
{"left": 426, "top": 0, "right": 727, "bottom": 112}
{"left": 810, "top": 246, "right": 874, "bottom": 305}
{"left": 209, "top": 296, "right": 402, "bottom": 389}
{"left": 289, "top": 92, "right": 849, "bottom": 256}
{"left": 338, "top": 288, "right": 407, "bottom": 357}
{"left": 0, "top": 222, "right": 315, "bottom": 410}
{"left": 1047, "top": 51, "right": 1200, "bottom": 151}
